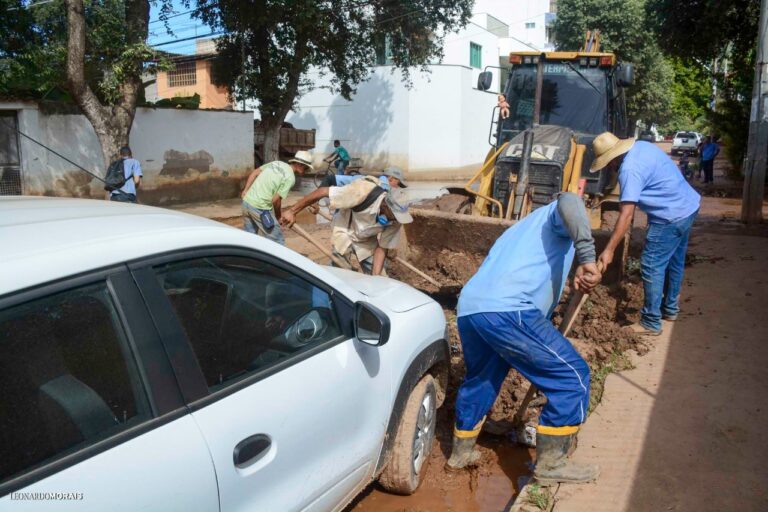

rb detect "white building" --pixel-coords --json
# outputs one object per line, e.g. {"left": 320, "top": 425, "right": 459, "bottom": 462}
{"left": 285, "top": 1, "right": 557, "bottom": 178}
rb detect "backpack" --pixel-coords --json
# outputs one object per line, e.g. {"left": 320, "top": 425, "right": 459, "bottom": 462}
{"left": 104, "top": 159, "right": 128, "bottom": 192}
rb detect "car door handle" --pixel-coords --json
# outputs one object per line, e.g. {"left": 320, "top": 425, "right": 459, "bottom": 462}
{"left": 233, "top": 434, "right": 272, "bottom": 469}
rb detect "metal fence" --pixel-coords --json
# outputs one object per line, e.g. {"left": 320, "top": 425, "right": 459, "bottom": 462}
{"left": 0, "top": 167, "right": 23, "bottom": 195}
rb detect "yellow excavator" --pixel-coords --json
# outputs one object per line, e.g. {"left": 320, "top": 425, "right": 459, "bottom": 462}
{"left": 404, "top": 32, "right": 635, "bottom": 285}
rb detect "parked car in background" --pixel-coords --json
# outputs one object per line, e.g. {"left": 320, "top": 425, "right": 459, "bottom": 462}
{"left": 0, "top": 197, "right": 449, "bottom": 511}
{"left": 638, "top": 130, "right": 655, "bottom": 142}
{"left": 671, "top": 131, "right": 701, "bottom": 155}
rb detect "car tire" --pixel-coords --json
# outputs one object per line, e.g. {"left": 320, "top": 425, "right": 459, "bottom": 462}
{"left": 378, "top": 374, "right": 437, "bottom": 495}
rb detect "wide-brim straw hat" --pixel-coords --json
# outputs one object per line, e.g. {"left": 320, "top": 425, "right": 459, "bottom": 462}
{"left": 590, "top": 132, "right": 636, "bottom": 171}
{"left": 289, "top": 150, "right": 314, "bottom": 171}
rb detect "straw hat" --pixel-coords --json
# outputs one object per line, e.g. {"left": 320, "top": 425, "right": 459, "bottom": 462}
{"left": 289, "top": 150, "right": 314, "bottom": 171}
{"left": 590, "top": 132, "right": 636, "bottom": 171}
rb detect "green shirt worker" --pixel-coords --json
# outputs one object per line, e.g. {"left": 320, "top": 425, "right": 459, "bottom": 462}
{"left": 323, "top": 140, "right": 351, "bottom": 176}
{"left": 241, "top": 150, "right": 313, "bottom": 245}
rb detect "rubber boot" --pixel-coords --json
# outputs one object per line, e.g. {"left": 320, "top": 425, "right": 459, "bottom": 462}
{"left": 534, "top": 433, "right": 599, "bottom": 485}
{"left": 445, "top": 434, "right": 482, "bottom": 470}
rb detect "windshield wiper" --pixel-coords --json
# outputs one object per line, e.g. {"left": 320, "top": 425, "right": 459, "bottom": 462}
{"left": 563, "top": 61, "right": 601, "bottom": 96}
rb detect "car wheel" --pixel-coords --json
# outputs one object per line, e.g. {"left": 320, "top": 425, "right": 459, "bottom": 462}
{"left": 378, "top": 374, "right": 437, "bottom": 495}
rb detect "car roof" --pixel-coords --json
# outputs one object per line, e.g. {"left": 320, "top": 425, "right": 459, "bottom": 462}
{"left": 1, "top": 197, "right": 339, "bottom": 297}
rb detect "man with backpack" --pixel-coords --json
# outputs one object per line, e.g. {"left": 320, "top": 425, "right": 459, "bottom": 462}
{"left": 106, "top": 146, "right": 142, "bottom": 203}
{"left": 281, "top": 169, "right": 412, "bottom": 275}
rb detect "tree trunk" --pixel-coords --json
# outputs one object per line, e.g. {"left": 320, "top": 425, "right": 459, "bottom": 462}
{"left": 65, "top": 0, "right": 148, "bottom": 174}
{"left": 260, "top": 116, "right": 282, "bottom": 163}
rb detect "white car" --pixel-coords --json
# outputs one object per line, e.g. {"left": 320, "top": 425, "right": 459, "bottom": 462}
{"left": 0, "top": 197, "right": 448, "bottom": 511}
{"left": 671, "top": 131, "right": 701, "bottom": 155}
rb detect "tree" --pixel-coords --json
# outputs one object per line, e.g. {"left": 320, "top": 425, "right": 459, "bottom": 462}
{"left": 554, "top": 0, "right": 674, "bottom": 128}
{"left": 193, "top": 0, "right": 473, "bottom": 162}
{"left": 647, "top": 0, "right": 760, "bottom": 172}
{"left": 64, "top": 0, "right": 154, "bottom": 167}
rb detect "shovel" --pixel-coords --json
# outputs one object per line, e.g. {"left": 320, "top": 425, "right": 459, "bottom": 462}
{"left": 509, "top": 261, "right": 605, "bottom": 445}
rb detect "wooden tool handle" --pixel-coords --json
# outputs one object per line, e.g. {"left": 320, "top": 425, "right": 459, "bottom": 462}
{"left": 290, "top": 224, "right": 351, "bottom": 270}
{"left": 394, "top": 257, "right": 441, "bottom": 288}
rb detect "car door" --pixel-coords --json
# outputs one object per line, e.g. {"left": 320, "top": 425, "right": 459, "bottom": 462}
{"left": 134, "top": 250, "right": 391, "bottom": 512}
{"left": 0, "top": 269, "right": 218, "bottom": 512}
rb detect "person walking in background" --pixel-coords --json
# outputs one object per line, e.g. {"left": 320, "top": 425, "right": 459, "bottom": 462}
{"left": 108, "top": 146, "right": 142, "bottom": 203}
{"left": 323, "top": 140, "right": 351, "bottom": 175}
{"left": 700, "top": 136, "right": 720, "bottom": 184}
{"left": 240, "top": 150, "right": 313, "bottom": 245}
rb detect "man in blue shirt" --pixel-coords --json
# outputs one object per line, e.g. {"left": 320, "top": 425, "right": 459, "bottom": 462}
{"left": 700, "top": 136, "right": 720, "bottom": 183}
{"left": 447, "top": 193, "right": 602, "bottom": 486}
{"left": 109, "top": 146, "right": 142, "bottom": 203}
{"left": 591, "top": 132, "right": 700, "bottom": 335}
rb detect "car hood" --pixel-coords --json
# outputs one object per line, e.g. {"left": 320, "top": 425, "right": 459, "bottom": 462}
{"left": 324, "top": 267, "right": 434, "bottom": 313}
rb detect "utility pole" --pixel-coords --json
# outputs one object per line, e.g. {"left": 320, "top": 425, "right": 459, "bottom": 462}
{"left": 741, "top": 0, "right": 768, "bottom": 224}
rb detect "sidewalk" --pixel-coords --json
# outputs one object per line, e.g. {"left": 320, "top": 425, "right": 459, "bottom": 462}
{"left": 552, "top": 218, "right": 768, "bottom": 511}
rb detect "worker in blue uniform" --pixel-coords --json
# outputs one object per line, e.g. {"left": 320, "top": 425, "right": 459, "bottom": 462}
{"left": 447, "top": 192, "right": 602, "bottom": 485}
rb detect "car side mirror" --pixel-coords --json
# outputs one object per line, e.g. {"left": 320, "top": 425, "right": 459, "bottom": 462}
{"left": 477, "top": 71, "right": 493, "bottom": 91}
{"left": 617, "top": 63, "right": 634, "bottom": 87}
{"left": 354, "top": 302, "right": 390, "bottom": 346}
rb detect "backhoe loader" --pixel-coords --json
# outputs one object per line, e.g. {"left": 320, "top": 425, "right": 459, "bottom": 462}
{"left": 403, "top": 32, "right": 636, "bottom": 287}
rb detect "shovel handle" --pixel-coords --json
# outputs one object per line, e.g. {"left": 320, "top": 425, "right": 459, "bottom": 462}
{"left": 394, "top": 257, "right": 441, "bottom": 288}
{"left": 290, "top": 224, "right": 351, "bottom": 270}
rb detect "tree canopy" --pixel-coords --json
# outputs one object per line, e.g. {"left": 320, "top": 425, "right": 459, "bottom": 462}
{"left": 553, "top": 0, "right": 675, "bottom": 128}
{"left": 193, "top": 0, "right": 473, "bottom": 161}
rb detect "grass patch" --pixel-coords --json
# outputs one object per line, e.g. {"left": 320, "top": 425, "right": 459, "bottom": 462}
{"left": 588, "top": 351, "right": 634, "bottom": 414}
{"left": 526, "top": 483, "right": 551, "bottom": 510}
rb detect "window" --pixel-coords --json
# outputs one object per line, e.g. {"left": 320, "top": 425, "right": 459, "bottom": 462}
{"left": 155, "top": 256, "right": 343, "bottom": 391}
{"left": 0, "top": 282, "right": 150, "bottom": 483}
{"left": 168, "top": 61, "right": 197, "bottom": 87}
{"left": 376, "top": 36, "right": 393, "bottom": 65}
{"left": 525, "top": 22, "right": 536, "bottom": 29}
{"left": 470, "top": 42, "right": 482, "bottom": 69}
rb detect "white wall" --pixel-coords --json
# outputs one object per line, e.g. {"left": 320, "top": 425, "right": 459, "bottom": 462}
{"left": 287, "top": 65, "right": 497, "bottom": 178}
{"left": 442, "top": 21, "right": 500, "bottom": 86}
{"left": 8, "top": 101, "right": 253, "bottom": 202}
{"left": 473, "top": 0, "right": 556, "bottom": 51}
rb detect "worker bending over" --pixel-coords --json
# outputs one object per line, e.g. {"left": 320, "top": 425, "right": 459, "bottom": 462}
{"left": 281, "top": 168, "right": 411, "bottom": 275}
{"left": 240, "top": 151, "right": 313, "bottom": 245}
{"left": 591, "top": 133, "right": 700, "bottom": 335}
{"left": 448, "top": 192, "right": 601, "bottom": 485}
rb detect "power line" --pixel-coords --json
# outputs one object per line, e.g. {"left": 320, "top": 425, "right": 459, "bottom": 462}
{"left": 151, "top": 31, "right": 225, "bottom": 48}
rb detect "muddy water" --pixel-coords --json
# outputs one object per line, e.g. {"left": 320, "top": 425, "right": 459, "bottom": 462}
{"left": 348, "top": 440, "right": 533, "bottom": 512}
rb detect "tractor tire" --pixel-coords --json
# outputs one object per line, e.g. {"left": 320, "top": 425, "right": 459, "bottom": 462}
{"left": 378, "top": 374, "right": 437, "bottom": 495}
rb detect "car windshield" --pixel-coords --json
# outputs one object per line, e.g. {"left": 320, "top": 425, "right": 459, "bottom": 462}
{"left": 502, "top": 63, "right": 608, "bottom": 134}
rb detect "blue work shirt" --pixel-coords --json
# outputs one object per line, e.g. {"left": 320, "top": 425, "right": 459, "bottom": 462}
{"left": 619, "top": 141, "right": 700, "bottom": 224}
{"left": 111, "top": 158, "right": 143, "bottom": 196}
{"left": 458, "top": 202, "right": 575, "bottom": 319}
{"left": 701, "top": 142, "right": 719, "bottom": 161}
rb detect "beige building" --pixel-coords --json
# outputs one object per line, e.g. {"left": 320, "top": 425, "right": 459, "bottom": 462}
{"left": 151, "top": 39, "right": 233, "bottom": 110}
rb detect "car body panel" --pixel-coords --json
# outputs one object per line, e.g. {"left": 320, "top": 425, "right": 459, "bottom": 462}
{"left": 323, "top": 267, "right": 434, "bottom": 313}
{"left": 0, "top": 416, "right": 219, "bottom": 512}
{"left": 671, "top": 131, "right": 700, "bottom": 154}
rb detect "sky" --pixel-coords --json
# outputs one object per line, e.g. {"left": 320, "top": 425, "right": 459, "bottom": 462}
{"left": 148, "top": 0, "right": 208, "bottom": 55}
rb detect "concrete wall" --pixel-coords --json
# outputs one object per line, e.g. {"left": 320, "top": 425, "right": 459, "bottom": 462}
{"left": 7, "top": 101, "right": 253, "bottom": 204}
{"left": 286, "top": 65, "right": 497, "bottom": 178}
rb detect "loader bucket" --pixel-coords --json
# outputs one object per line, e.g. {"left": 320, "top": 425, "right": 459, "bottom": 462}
{"left": 395, "top": 208, "right": 515, "bottom": 293}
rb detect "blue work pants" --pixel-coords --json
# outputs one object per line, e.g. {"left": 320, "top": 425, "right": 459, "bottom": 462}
{"left": 454, "top": 310, "right": 590, "bottom": 433}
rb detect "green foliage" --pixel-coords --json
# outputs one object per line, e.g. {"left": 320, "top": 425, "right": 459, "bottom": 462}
{"left": 147, "top": 93, "right": 202, "bottom": 109}
{"left": 658, "top": 58, "right": 711, "bottom": 134}
{"left": 526, "top": 483, "right": 551, "bottom": 510}
{"left": 192, "top": 0, "right": 472, "bottom": 124}
{"left": 0, "top": 0, "right": 169, "bottom": 104}
{"left": 554, "top": 0, "right": 674, "bottom": 127}
{"left": 647, "top": 0, "right": 760, "bottom": 172}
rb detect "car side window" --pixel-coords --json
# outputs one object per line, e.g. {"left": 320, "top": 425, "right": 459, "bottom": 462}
{"left": 154, "top": 256, "right": 343, "bottom": 391}
{"left": 0, "top": 282, "right": 151, "bottom": 484}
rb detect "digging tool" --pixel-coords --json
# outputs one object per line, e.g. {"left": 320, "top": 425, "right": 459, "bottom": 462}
{"left": 511, "top": 261, "right": 605, "bottom": 442}
{"left": 290, "top": 223, "right": 351, "bottom": 270}
{"left": 308, "top": 204, "right": 443, "bottom": 288}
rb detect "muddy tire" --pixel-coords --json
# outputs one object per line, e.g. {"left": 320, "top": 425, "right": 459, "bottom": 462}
{"left": 378, "top": 374, "right": 437, "bottom": 495}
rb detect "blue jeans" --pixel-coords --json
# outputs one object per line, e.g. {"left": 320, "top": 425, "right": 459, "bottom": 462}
{"left": 455, "top": 310, "right": 590, "bottom": 432}
{"left": 640, "top": 211, "right": 698, "bottom": 331}
{"left": 335, "top": 159, "right": 349, "bottom": 175}
{"left": 242, "top": 202, "right": 285, "bottom": 245}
